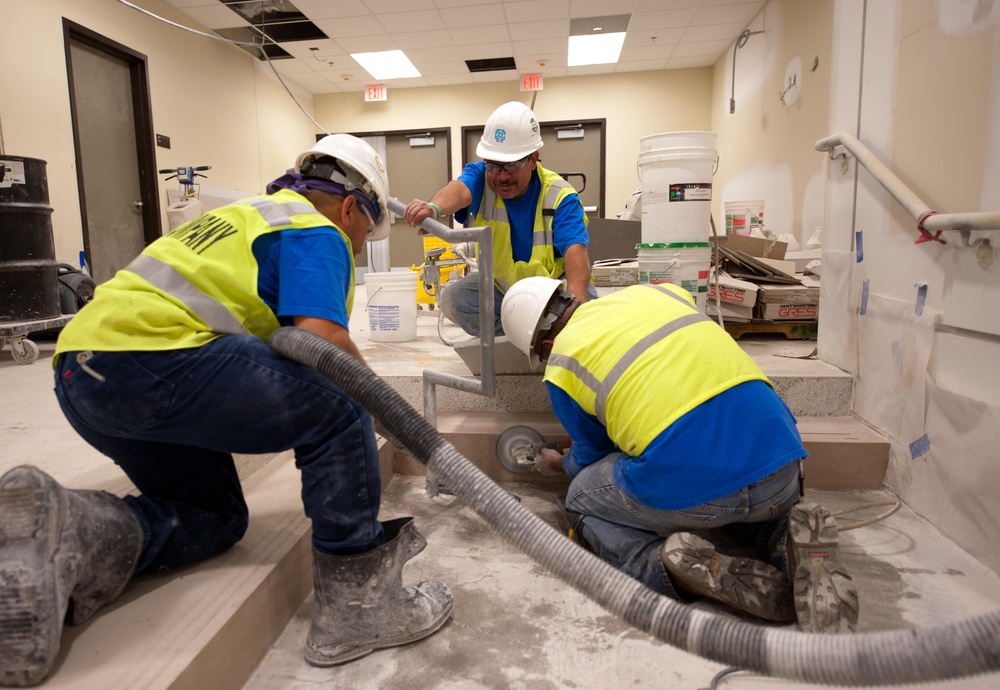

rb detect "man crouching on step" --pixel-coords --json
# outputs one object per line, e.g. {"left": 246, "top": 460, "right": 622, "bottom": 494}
{"left": 0, "top": 135, "right": 452, "bottom": 687}
{"left": 500, "top": 277, "right": 858, "bottom": 632}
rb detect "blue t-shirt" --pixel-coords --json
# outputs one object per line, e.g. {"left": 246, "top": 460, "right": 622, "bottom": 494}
{"left": 548, "top": 379, "right": 806, "bottom": 510}
{"left": 251, "top": 227, "right": 353, "bottom": 328}
{"left": 455, "top": 162, "right": 589, "bottom": 263}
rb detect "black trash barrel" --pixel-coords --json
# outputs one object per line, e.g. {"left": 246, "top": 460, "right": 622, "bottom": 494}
{"left": 0, "top": 155, "right": 60, "bottom": 322}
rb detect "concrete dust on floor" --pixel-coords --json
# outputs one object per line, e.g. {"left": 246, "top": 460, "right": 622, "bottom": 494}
{"left": 245, "top": 476, "right": 1000, "bottom": 690}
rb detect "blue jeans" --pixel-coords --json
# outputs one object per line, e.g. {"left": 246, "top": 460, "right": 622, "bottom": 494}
{"left": 53, "top": 335, "right": 384, "bottom": 573}
{"left": 564, "top": 454, "right": 803, "bottom": 600}
{"left": 440, "top": 271, "right": 599, "bottom": 337}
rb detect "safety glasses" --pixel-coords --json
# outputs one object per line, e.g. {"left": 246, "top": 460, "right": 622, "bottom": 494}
{"left": 484, "top": 155, "right": 531, "bottom": 175}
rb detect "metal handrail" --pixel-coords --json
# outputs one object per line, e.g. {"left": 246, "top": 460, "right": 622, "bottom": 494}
{"left": 385, "top": 197, "right": 496, "bottom": 495}
{"left": 815, "top": 132, "right": 998, "bottom": 264}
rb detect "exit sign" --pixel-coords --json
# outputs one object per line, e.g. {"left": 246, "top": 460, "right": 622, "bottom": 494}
{"left": 520, "top": 74, "right": 543, "bottom": 92}
{"left": 365, "top": 84, "right": 387, "bottom": 102}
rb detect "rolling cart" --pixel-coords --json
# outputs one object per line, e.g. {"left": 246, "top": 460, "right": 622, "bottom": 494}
{"left": 1, "top": 315, "right": 73, "bottom": 364}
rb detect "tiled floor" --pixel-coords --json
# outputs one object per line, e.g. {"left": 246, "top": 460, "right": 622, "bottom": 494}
{"left": 3, "top": 287, "right": 999, "bottom": 689}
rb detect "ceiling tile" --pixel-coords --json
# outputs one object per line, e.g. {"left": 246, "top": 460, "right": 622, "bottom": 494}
{"left": 509, "top": 19, "right": 568, "bottom": 42}
{"left": 377, "top": 10, "right": 447, "bottom": 34}
{"left": 691, "top": 3, "right": 764, "bottom": 26}
{"left": 292, "top": 0, "right": 370, "bottom": 19}
{"left": 180, "top": 4, "right": 250, "bottom": 29}
{"left": 439, "top": 4, "right": 507, "bottom": 29}
{"left": 503, "top": 0, "right": 570, "bottom": 23}
{"left": 312, "top": 15, "right": 385, "bottom": 39}
{"left": 165, "top": 0, "right": 771, "bottom": 94}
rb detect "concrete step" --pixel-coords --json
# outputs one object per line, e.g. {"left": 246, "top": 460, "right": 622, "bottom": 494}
{"left": 44, "top": 454, "right": 311, "bottom": 690}
{"left": 381, "top": 339, "right": 853, "bottom": 419}
{"left": 395, "top": 411, "right": 890, "bottom": 492}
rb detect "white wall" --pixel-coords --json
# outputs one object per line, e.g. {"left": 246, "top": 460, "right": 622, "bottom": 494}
{"left": 820, "top": 0, "right": 1000, "bottom": 572}
{"left": 0, "top": 0, "right": 317, "bottom": 264}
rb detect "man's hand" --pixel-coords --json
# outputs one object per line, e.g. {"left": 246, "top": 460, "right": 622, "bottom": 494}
{"left": 536, "top": 447, "right": 566, "bottom": 476}
{"left": 404, "top": 199, "right": 437, "bottom": 231}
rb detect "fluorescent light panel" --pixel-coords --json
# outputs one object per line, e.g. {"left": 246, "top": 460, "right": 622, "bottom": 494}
{"left": 568, "top": 33, "right": 625, "bottom": 66}
{"left": 567, "top": 14, "right": 629, "bottom": 67}
{"left": 350, "top": 50, "right": 421, "bottom": 80}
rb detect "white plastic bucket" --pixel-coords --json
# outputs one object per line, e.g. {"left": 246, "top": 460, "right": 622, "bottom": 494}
{"left": 637, "top": 242, "right": 712, "bottom": 311}
{"left": 640, "top": 131, "right": 717, "bottom": 152}
{"left": 364, "top": 271, "right": 417, "bottom": 342}
{"left": 638, "top": 132, "right": 718, "bottom": 245}
{"left": 166, "top": 197, "right": 204, "bottom": 231}
{"left": 725, "top": 200, "right": 765, "bottom": 236}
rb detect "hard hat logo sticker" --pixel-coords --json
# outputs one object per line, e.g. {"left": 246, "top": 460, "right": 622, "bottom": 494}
{"left": 494, "top": 128, "right": 507, "bottom": 143}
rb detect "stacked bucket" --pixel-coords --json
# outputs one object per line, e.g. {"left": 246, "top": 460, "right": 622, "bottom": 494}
{"left": 636, "top": 132, "right": 718, "bottom": 311}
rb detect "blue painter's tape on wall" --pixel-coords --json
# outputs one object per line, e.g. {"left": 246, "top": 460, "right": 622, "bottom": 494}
{"left": 860, "top": 279, "right": 869, "bottom": 315}
{"left": 909, "top": 433, "right": 931, "bottom": 459}
{"left": 855, "top": 230, "right": 864, "bottom": 262}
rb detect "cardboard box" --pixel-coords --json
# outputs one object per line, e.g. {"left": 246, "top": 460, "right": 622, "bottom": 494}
{"left": 757, "top": 257, "right": 798, "bottom": 276}
{"left": 757, "top": 302, "right": 819, "bottom": 321}
{"left": 592, "top": 259, "right": 638, "bottom": 287}
{"left": 707, "top": 274, "right": 759, "bottom": 308}
{"left": 706, "top": 301, "right": 753, "bottom": 322}
{"left": 716, "top": 234, "right": 788, "bottom": 260}
{"left": 757, "top": 282, "right": 820, "bottom": 304}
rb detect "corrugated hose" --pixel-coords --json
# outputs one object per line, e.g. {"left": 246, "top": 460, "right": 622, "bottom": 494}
{"left": 269, "top": 326, "right": 1000, "bottom": 687}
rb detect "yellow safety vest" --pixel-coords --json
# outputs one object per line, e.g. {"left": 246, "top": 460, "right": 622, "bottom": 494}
{"left": 543, "top": 283, "right": 771, "bottom": 456}
{"left": 56, "top": 189, "right": 354, "bottom": 354}
{"left": 471, "top": 164, "right": 587, "bottom": 292}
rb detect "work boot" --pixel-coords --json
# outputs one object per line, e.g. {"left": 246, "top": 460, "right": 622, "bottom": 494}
{"left": 0, "top": 465, "right": 143, "bottom": 687}
{"left": 305, "top": 517, "right": 453, "bottom": 666}
{"left": 787, "top": 503, "right": 859, "bottom": 633}
{"left": 662, "top": 532, "right": 795, "bottom": 622}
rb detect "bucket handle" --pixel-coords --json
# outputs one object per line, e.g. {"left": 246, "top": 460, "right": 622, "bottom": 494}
{"left": 365, "top": 286, "right": 383, "bottom": 311}
{"left": 636, "top": 154, "right": 720, "bottom": 183}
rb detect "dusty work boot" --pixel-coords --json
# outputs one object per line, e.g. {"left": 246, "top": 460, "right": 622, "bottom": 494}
{"left": 662, "top": 532, "right": 795, "bottom": 622}
{"left": 305, "top": 517, "right": 453, "bottom": 666}
{"left": 0, "top": 465, "right": 143, "bottom": 687}
{"left": 787, "top": 503, "right": 859, "bottom": 633}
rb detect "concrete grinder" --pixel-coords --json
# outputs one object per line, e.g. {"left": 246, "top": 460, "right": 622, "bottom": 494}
{"left": 495, "top": 426, "right": 570, "bottom": 474}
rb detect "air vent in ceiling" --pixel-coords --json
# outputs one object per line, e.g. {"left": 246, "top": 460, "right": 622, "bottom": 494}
{"left": 465, "top": 57, "right": 517, "bottom": 73}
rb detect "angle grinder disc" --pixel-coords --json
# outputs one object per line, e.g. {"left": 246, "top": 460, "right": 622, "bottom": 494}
{"left": 495, "top": 425, "right": 545, "bottom": 474}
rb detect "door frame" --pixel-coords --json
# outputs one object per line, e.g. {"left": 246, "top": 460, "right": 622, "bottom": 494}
{"left": 462, "top": 118, "right": 606, "bottom": 217}
{"left": 63, "top": 19, "right": 161, "bottom": 269}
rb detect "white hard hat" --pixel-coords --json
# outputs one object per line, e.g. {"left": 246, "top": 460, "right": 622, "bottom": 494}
{"left": 477, "top": 102, "right": 544, "bottom": 163}
{"left": 501, "top": 276, "right": 565, "bottom": 367}
{"left": 296, "top": 134, "right": 391, "bottom": 241}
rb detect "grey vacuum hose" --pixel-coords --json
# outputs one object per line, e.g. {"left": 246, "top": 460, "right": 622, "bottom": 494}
{"left": 270, "top": 327, "right": 1000, "bottom": 687}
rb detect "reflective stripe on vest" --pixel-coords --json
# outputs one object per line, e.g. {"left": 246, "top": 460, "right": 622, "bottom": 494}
{"left": 547, "top": 284, "right": 709, "bottom": 426}
{"left": 235, "top": 198, "right": 323, "bottom": 228}
{"left": 126, "top": 254, "right": 249, "bottom": 336}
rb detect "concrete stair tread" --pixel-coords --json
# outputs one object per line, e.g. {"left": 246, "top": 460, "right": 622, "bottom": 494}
{"left": 48, "top": 452, "right": 312, "bottom": 690}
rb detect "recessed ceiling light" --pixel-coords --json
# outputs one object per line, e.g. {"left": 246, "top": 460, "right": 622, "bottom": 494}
{"left": 350, "top": 50, "right": 421, "bottom": 80}
{"left": 568, "top": 33, "right": 626, "bottom": 66}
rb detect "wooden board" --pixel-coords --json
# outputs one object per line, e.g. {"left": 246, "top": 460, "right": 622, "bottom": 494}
{"left": 724, "top": 320, "right": 817, "bottom": 340}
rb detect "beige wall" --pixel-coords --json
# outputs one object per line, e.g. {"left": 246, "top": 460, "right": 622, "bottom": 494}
{"left": 313, "top": 70, "right": 713, "bottom": 222}
{"left": 0, "top": 0, "right": 317, "bottom": 264}
{"left": 709, "top": 0, "right": 834, "bottom": 246}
